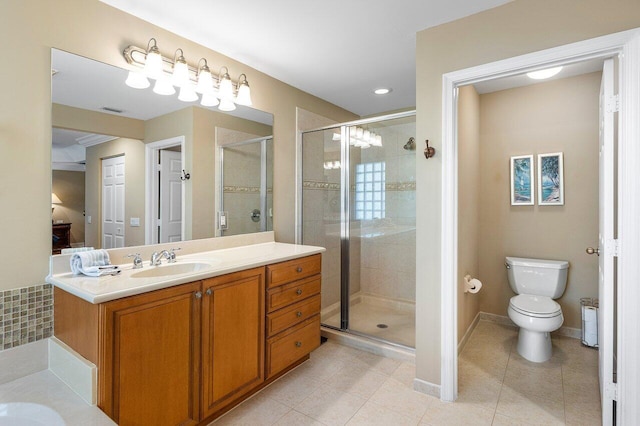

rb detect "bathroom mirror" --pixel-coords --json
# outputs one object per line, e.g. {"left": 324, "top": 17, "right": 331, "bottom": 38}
{"left": 51, "top": 48, "right": 273, "bottom": 251}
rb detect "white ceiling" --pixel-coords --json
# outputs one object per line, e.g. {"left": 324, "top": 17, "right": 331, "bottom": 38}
{"left": 99, "top": 0, "right": 513, "bottom": 116}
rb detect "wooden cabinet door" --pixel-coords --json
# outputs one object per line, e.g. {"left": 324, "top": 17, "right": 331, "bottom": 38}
{"left": 201, "top": 267, "right": 265, "bottom": 418}
{"left": 99, "top": 281, "right": 201, "bottom": 426}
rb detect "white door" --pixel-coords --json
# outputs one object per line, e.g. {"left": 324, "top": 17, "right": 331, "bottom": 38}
{"left": 102, "top": 155, "right": 125, "bottom": 248}
{"left": 598, "top": 57, "right": 616, "bottom": 425}
{"left": 159, "top": 149, "right": 183, "bottom": 243}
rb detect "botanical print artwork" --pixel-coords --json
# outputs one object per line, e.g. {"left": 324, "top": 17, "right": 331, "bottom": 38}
{"left": 510, "top": 155, "right": 534, "bottom": 205}
{"left": 538, "top": 152, "right": 564, "bottom": 205}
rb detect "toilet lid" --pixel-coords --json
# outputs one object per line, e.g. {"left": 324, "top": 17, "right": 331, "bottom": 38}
{"left": 510, "top": 294, "right": 561, "bottom": 317}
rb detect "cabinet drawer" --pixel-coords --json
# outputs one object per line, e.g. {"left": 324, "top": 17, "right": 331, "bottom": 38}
{"left": 267, "top": 276, "right": 321, "bottom": 313}
{"left": 267, "top": 254, "right": 321, "bottom": 289}
{"left": 266, "top": 316, "right": 321, "bottom": 378}
{"left": 267, "top": 294, "right": 321, "bottom": 337}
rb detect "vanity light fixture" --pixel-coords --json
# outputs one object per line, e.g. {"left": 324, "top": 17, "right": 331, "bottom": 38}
{"left": 123, "top": 39, "right": 253, "bottom": 112}
{"left": 527, "top": 66, "right": 563, "bottom": 80}
{"left": 348, "top": 126, "right": 383, "bottom": 149}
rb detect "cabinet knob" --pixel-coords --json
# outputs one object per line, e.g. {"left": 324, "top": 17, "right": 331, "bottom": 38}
{"left": 296, "top": 289, "right": 303, "bottom": 295}
{"left": 205, "top": 288, "right": 212, "bottom": 296}
{"left": 195, "top": 291, "right": 202, "bottom": 299}
{"left": 296, "top": 311, "right": 303, "bottom": 317}
{"left": 296, "top": 267, "right": 303, "bottom": 273}
{"left": 295, "top": 341, "right": 302, "bottom": 348}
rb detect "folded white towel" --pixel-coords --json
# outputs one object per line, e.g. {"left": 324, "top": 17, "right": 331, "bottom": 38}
{"left": 70, "top": 250, "right": 120, "bottom": 277}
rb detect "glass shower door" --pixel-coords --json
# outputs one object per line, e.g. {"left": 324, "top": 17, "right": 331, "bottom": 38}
{"left": 220, "top": 137, "right": 272, "bottom": 236}
{"left": 301, "top": 127, "right": 344, "bottom": 329}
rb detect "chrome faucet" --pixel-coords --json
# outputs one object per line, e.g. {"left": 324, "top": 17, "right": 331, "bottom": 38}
{"left": 150, "top": 250, "right": 171, "bottom": 266}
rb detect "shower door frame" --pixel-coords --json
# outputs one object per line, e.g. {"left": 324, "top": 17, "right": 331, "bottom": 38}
{"left": 218, "top": 135, "right": 272, "bottom": 235}
{"left": 298, "top": 110, "right": 416, "bottom": 347}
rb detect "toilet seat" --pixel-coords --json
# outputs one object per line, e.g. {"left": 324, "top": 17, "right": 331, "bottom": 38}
{"left": 509, "top": 294, "right": 562, "bottom": 318}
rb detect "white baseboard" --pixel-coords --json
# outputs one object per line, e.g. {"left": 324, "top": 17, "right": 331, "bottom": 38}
{"left": 478, "top": 311, "right": 581, "bottom": 339}
{"left": 0, "top": 340, "right": 48, "bottom": 385}
{"left": 48, "top": 337, "right": 97, "bottom": 405}
{"left": 414, "top": 377, "right": 441, "bottom": 398}
{"left": 458, "top": 312, "right": 481, "bottom": 354}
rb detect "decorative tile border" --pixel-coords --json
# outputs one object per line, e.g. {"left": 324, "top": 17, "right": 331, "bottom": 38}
{"left": 0, "top": 284, "right": 53, "bottom": 350}
{"left": 303, "top": 180, "right": 416, "bottom": 191}
{"left": 223, "top": 186, "right": 273, "bottom": 194}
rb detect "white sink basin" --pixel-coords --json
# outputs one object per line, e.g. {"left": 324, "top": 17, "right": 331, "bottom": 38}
{"left": 131, "top": 262, "right": 213, "bottom": 278}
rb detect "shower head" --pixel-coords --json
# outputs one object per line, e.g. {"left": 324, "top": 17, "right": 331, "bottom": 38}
{"left": 403, "top": 137, "right": 415, "bottom": 151}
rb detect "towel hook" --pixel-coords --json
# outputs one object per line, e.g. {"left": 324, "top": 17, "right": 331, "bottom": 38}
{"left": 181, "top": 170, "right": 191, "bottom": 181}
{"left": 424, "top": 140, "right": 436, "bottom": 159}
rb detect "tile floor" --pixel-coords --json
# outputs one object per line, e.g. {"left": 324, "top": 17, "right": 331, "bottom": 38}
{"left": 212, "top": 320, "right": 602, "bottom": 425}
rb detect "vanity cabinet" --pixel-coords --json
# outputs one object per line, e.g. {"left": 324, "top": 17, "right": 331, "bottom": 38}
{"left": 265, "top": 254, "right": 322, "bottom": 378}
{"left": 201, "top": 267, "right": 265, "bottom": 418}
{"left": 54, "top": 253, "right": 322, "bottom": 426}
{"left": 99, "top": 281, "right": 202, "bottom": 426}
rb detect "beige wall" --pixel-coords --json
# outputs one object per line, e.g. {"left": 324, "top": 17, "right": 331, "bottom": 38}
{"left": 457, "top": 85, "right": 481, "bottom": 342}
{"left": 85, "top": 138, "right": 146, "bottom": 248}
{"left": 416, "top": 0, "right": 640, "bottom": 385}
{"left": 53, "top": 103, "right": 144, "bottom": 140}
{"left": 52, "top": 170, "right": 85, "bottom": 245}
{"left": 0, "top": 0, "right": 354, "bottom": 294}
{"left": 477, "top": 72, "right": 600, "bottom": 329}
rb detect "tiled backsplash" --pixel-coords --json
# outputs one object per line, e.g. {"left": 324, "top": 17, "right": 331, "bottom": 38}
{"left": 0, "top": 284, "right": 53, "bottom": 350}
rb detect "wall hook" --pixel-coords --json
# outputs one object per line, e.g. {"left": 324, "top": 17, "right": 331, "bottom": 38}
{"left": 424, "top": 140, "right": 436, "bottom": 159}
{"left": 181, "top": 170, "right": 191, "bottom": 181}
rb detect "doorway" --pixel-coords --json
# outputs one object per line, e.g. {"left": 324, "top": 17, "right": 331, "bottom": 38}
{"left": 145, "top": 136, "right": 185, "bottom": 244}
{"left": 439, "top": 29, "right": 640, "bottom": 425}
{"left": 101, "top": 155, "right": 125, "bottom": 248}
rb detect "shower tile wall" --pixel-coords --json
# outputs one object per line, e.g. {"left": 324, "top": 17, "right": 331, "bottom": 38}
{"left": 356, "top": 122, "right": 416, "bottom": 303}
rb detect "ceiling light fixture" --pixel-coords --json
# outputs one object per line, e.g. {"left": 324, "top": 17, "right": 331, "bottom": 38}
{"left": 527, "top": 66, "right": 563, "bottom": 80}
{"left": 123, "top": 39, "right": 253, "bottom": 112}
{"left": 374, "top": 88, "right": 391, "bottom": 95}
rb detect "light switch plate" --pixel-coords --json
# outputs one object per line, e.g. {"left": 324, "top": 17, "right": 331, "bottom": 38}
{"left": 130, "top": 217, "right": 140, "bottom": 227}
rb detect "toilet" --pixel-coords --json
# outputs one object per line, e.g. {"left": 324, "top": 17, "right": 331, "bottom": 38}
{"left": 506, "top": 256, "right": 569, "bottom": 363}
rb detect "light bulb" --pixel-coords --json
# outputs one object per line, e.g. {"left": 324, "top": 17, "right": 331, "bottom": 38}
{"left": 356, "top": 127, "right": 364, "bottom": 139}
{"left": 196, "top": 67, "right": 214, "bottom": 94}
{"left": 125, "top": 70, "right": 150, "bottom": 89}
{"left": 218, "top": 97, "right": 236, "bottom": 111}
{"left": 235, "top": 76, "right": 252, "bottom": 106}
{"left": 153, "top": 76, "right": 176, "bottom": 96}
{"left": 144, "top": 48, "right": 163, "bottom": 79}
{"left": 218, "top": 69, "right": 233, "bottom": 101}
{"left": 374, "top": 135, "right": 383, "bottom": 147}
{"left": 363, "top": 130, "right": 371, "bottom": 143}
{"left": 172, "top": 58, "right": 190, "bottom": 88}
{"left": 178, "top": 84, "right": 198, "bottom": 102}
{"left": 201, "top": 92, "right": 220, "bottom": 107}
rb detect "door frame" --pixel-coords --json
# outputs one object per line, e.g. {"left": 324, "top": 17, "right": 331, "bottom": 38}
{"left": 440, "top": 28, "right": 640, "bottom": 424}
{"left": 145, "top": 136, "right": 185, "bottom": 245}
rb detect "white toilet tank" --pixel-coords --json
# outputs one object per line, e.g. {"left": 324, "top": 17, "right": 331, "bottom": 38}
{"left": 506, "top": 257, "right": 569, "bottom": 298}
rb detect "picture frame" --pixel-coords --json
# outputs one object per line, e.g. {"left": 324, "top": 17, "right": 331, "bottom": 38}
{"left": 510, "top": 155, "right": 534, "bottom": 205}
{"left": 538, "top": 152, "right": 564, "bottom": 205}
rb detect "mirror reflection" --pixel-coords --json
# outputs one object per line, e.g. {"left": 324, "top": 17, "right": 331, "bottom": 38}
{"left": 51, "top": 49, "right": 273, "bottom": 253}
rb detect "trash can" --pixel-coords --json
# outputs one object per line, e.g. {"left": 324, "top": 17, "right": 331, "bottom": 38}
{"left": 581, "top": 297, "right": 599, "bottom": 348}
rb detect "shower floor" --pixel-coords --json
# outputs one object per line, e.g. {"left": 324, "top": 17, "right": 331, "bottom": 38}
{"left": 322, "top": 294, "right": 415, "bottom": 348}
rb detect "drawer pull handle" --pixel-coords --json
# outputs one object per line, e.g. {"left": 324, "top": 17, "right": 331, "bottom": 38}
{"left": 195, "top": 291, "right": 202, "bottom": 299}
{"left": 295, "top": 341, "right": 302, "bottom": 348}
{"left": 205, "top": 288, "right": 212, "bottom": 296}
{"left": 296, "top": 267, "right": 303, "bottom": 273}
{"left": 296, "top": 289, "right": 303, "bottom": 295}
{"left": 296, "top": 311, "right": 303, "bottom": 317}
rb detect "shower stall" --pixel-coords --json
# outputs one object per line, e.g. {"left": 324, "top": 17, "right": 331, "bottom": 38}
{"left": 218, "top": 136, "right": 273, "bottom": 236}
{"left": 300, "top": 112, "right": 416, "bottom": 348}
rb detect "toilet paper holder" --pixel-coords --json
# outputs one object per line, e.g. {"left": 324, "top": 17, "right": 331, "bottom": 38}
{"left": 463, "top": 274, "right": 482, "bottom": 294}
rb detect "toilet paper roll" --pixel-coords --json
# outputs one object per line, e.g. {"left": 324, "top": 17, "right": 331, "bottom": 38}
{"left": 467, "top": 278, "right": 482, "bottom": 294}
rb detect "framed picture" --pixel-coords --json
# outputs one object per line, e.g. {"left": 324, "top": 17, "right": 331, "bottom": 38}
{"left": 510, "top": 155, "right": 534, "bottom": 205}
{"left": 538, "top": 152, "right": 564, "bottom": 205}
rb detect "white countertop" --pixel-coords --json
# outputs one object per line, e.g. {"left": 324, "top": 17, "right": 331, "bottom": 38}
{"left": 47, "top": 241, "right": 324, "bottom": 304}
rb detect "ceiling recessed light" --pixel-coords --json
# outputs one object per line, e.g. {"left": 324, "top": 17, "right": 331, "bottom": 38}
{"left": 374, "top": 88, "right": 391, "bottom": 95}
{"left": 527, "top": 66, "right": 563, "bottom": 80}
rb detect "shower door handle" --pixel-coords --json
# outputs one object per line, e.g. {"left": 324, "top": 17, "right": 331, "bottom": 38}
{"left": 586, "top": 247, "right": 600, "bottom": 256}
